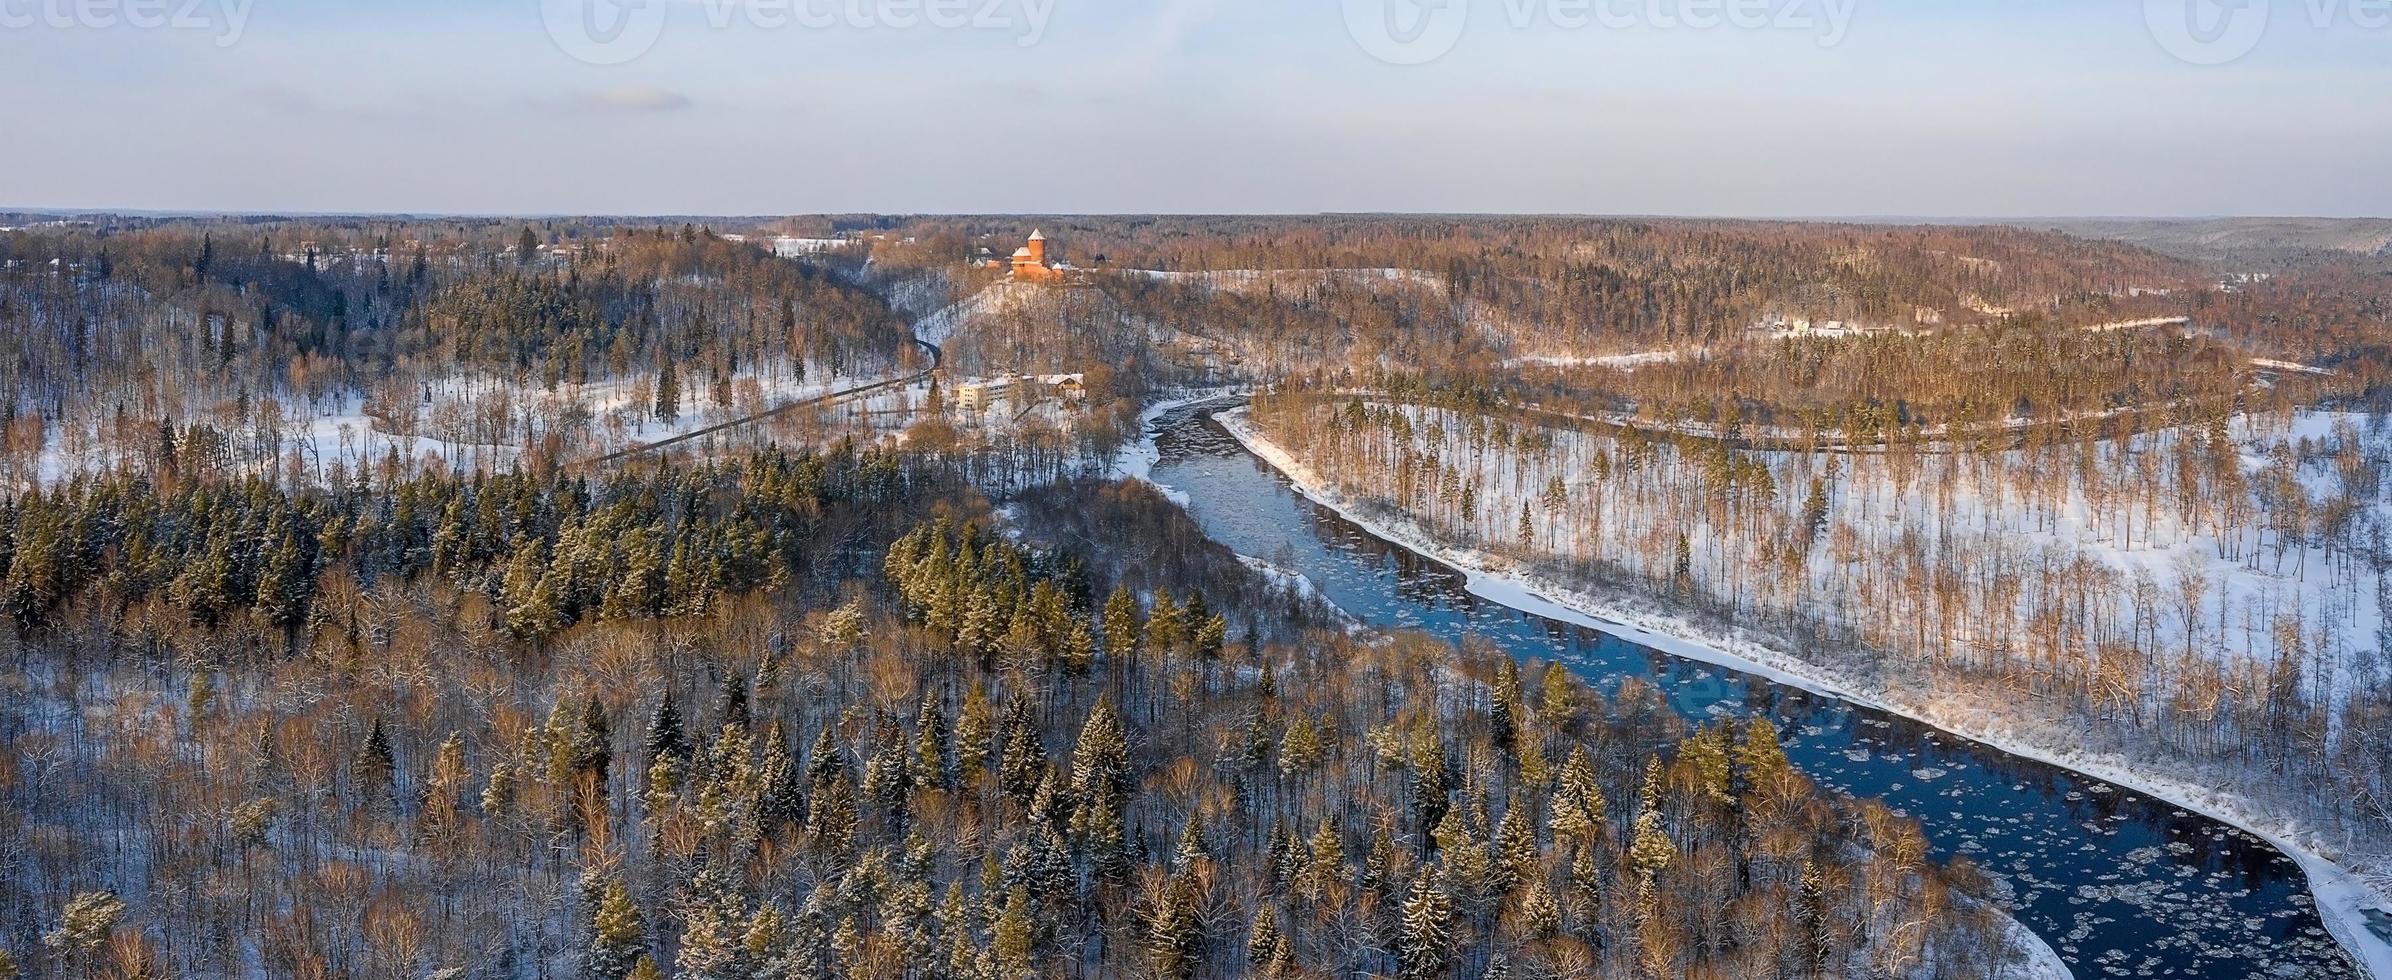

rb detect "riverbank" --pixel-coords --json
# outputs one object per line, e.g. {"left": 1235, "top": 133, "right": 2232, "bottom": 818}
{"left": 1208, "top": 406, "right": 2392, "bottom": 980}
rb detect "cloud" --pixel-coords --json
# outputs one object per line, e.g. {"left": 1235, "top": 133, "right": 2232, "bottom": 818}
{"left": 247, "top": 85, "right": 426, "bottom": 124}
{"left": 554, "top": 87, "right": 695, "bottom": 114}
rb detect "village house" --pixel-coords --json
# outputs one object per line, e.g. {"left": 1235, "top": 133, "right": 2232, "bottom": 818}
{"left": 950, "top": 372, "right": 1086, "bottom": 413}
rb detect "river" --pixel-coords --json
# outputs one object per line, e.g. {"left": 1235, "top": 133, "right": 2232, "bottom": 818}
{"left": 1143, "top": 401, "right": 2357, "bottom": 979}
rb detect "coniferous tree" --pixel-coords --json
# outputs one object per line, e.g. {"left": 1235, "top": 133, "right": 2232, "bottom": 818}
{"left": 354, "top": 717, "right": 397, "bottom": 806}
{"left": 585, "top": 878, "right": 648, "bottom": 980}
{"left": 1102, "top": 585, "right": 1142, "bottom": 660}
{"left": 1246, "top": 903, "right": 1285, "bottom": 971}
{"left": 645, "top": 689, "right": 688, "bottom": 769}
{"left": 655, "top": 357, "right": 681, "bottom": 424}
{"left": 1145, "top": 876, "right": 1202, "bottom": 980}
{"left": 1397, "top": 874, "right": 1454, "bottom": 980}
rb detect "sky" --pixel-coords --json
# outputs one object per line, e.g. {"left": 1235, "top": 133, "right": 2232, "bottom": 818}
{"left": 1, "top": 0, "right": 2387, "bottom": 217}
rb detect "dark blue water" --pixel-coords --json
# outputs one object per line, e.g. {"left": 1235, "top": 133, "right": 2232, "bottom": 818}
{"left": 1146, "top": 403, "right": 2357, "bottom": 979}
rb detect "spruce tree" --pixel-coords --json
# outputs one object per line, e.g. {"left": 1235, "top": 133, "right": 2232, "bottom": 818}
{"left": 354, "top": 717, "right": 397, "bottom": 806}
{"left": 655, "top": 357, "right": 681, "bottom": 424}
{"left": 1144, "top": 876, "right": 1201, "bottom": 980}
{"left": 644, "top": 688, "right": 688, "bottom": 769}
{"left": 1550, "top": 747, "right": 1606, "bottom": 845}
{"left": 1397, "top": 874, "right": 1454, "bottom": 980}
{"left": 1246, "top": 903, "right": 1284, "bottom": 970}
{"left": 1101, "top": 585, "right": 1142, "bottom": 659}
{"left": 1069, "top": 696, "right": 1130, "bottom": 808}
{"left": 585, "top": 878, "right": 648, "bottom": 980}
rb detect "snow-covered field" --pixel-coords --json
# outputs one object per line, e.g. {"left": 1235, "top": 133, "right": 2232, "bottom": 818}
{"left": 1506, "top": 348, "right": 1689, "bottom": 371}
{"left": 26, "top": 362, "right": 899, "bottom": 487}
{"left": 1216, "top": 405, "right": 2392, "bottom": 979}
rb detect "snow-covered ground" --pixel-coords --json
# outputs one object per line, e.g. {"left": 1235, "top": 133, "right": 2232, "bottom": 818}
{"left": 1214, "top": 406, "right": 2392, "bottom": 980}
{"left": 913, "top": 280, "right": 1035, "bottom": 347}
{"left": 1117, "top": 267, "right": 1442, "bottom": 292}
{"left": 1996, "top": 908, "right": 2076, "bottom": 980}
{"left": 1322, "top": 399, "right": 2385, "bottom": 711}
{"left": 771, "top": 236, "right": 851, "bottom": 257}
{"left": 26, "top": 362, "right": 897, "bottom": 487}
{"left": 2079, "top": 316, "right": 2191, "bottom": 333}
{"left": 1507, "top": 348, "right": 1689, "bottom": 371}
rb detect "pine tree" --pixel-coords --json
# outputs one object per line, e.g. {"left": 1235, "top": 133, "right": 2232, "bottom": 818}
{"left": 1246, "top": 903, "right": 1284, "bottom": 970}
{"left": 41, "top": 891, "right": 124, "bottom": 969}
{"left": 1432, "top": 809, "right": 1496, "bottom": 903}
{"left": 502, "top": 539, "right": 562, "bottom": 641}
{"left": 1628, "top": 757, "right": 1676, "bottom": 879}
{"left": 956, "top": 684, "right": 992, "bottom": 782}
{"left": 1397, "top": 874, "right": 1454, "bottom": 980}
{"left": 991, "top": 887, "right": 1036, "bottom": 974}
{"left": 354, "top": 717, "right": 397, "bottom": 806}
{"left": 1492, "top": 803, "right": 1537, "bottom": 895}
{"left": 518, "top": 226, "right": 541, "bottom": 265}
{"left": 1796, "top": 860, "right": 1832, "bottom": 975}
{"left": 1280, "top": 715, "right": 1325, "bottom": 778}
{"left": 1679, "top": 727, "right": 1734, "bottom": 806}
{"left": 997, "top": 697, "right": 1045, "bottom": 804}
{"left": 575, "top": 695, "right": 613, "bottom": 787}
{"left": 1489, "top": 658, "right": 1522, "bottom": 753}
{"left": 1408, "top": 727, "right": 1451, "bottom": 834}
{"left": 715, "top": 675, "right": 750, "bottom": 733}
{"left": 1145, "top": 592, "right": 1185, "bottom": 656}
{"left": 586, "top": 877, "right": 648, "bottom": 980}
{"left": 912, "top": 689, "right": 952, "bottom": 790}
{"left": 1174, "top": 808, "right": 1210, "bottom": 870}
{"left": 655, "top": 357, "right": 681, "bottom": 424}
{"left": 1551, "top": 747, "right": 1605, "bottom": 844}
{"left": 1802, "top": 476, "right": 1831, "bottom": 545}
{"left": 754, "top": 721, "right": 802, "bottom": 836}
{"left": 1671, "top": 532, "right": 1694, "bottom": 599}
{"left": 1737, "top": 716, "right": 1791, "bottom": 786}
{"left": 1102, "top": 585, "right": 1142, "bottom": 659}
{"left": 674, "top": 871, "right": 744, "bottom": 980}
{"left": 1070, "top": 697, "right": 1130, "bottom": 808}
{"left": 252, "top": 528, "right": 310, "bottom": 628}
{"left": 1538, "top": 662, "right": 1578, "bottom": 730}
{"left": 645, "top": 688, "right": 688, "bottom": 769}
{"left": 1145, "top": 876, "right": 1201, "bottom": 980}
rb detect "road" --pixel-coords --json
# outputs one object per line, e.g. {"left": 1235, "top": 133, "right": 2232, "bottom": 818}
{"left": 569, "top": 338, "right": 940, "bottom": 471}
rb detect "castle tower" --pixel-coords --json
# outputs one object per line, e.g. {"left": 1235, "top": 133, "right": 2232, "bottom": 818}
{"left": 1011, "top": 230, "right": 1055, "bottom": 282}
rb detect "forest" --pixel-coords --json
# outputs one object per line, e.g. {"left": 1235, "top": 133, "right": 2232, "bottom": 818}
{"left": 0, "top": 450, "right": 2031, "bottom": 978}
{"left": 3, "top": 210, "right": 2386, "bottom": 977}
